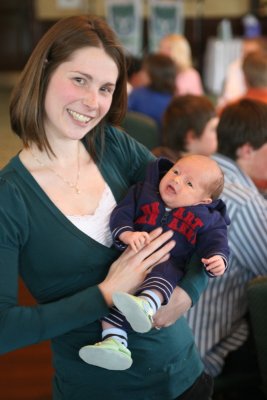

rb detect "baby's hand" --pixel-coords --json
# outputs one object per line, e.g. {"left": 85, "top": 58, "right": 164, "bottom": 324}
{"left": 202, "top": 255, "right": 226, "bottom": 276}
{"left": 119, "top": 231, "right": 151, "bottom": 252}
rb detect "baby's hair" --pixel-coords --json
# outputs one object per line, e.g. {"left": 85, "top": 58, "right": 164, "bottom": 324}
{"left": 181, "top": 154, "right": 224, "bottom": 201}
{"left": 209, "top": 164, "right": 224, "bottom": 200}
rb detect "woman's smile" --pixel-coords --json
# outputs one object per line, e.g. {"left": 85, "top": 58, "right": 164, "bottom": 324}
{"left": 44, "top": 46, "right": 119, "bottom": 142}
{"left": 67, "top": 108, "right": 92, "bottom": 124}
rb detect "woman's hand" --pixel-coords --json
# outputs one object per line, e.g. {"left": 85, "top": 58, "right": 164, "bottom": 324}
{"left": 98, "top": 228, "right": 175, "bottom": 306}
{"left": 153, "top": 286, "right": 192, "bottom": 329}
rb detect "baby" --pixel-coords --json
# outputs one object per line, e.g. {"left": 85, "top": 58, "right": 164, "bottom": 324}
{"left": 79, "top": 155, "right": 230, "bottom": 370}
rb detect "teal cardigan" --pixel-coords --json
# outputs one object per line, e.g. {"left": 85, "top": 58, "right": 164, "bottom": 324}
{"left": 0, "top": 126, "right": 207, "bottom": 400}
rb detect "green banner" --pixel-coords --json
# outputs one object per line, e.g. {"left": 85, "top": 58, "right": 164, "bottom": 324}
{"left": 148, "top": 0, "right": 184, "bottom": 52}
{"left": 106, "top": 0, "right": 143, "bottom": 56}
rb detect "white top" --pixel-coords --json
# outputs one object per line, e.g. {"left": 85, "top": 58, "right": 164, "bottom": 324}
{"left": 216, "top": 58, "right": 246, "bottom": 109}
{"left": 67, "top": 184, "right": 116, "bottom": 247}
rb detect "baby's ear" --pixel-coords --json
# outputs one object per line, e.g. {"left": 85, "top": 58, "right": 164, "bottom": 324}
{"left": 201, "top": 197, "right": 212, "bottom": 205}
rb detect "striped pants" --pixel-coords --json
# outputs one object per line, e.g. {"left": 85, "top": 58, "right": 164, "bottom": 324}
{"left": 102, "top": 259, "right": 183, "bottom": 330}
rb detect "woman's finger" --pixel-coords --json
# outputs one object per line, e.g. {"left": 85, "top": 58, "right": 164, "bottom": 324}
{"left": 137, "top": 230, "right": 174, "bottom": 264}
{"left": 113, "top": 228, "right": 172, "bottom": 264}
{"left": 145, "top": 253, "right": 170, "bottom": 274}
{"left": 148, "top": 227, "right": 164, "bottom": 240}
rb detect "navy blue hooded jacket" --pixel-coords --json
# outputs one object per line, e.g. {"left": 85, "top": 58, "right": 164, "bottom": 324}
{"left": 110, "top": 158, "right": 230, "bottom": 279}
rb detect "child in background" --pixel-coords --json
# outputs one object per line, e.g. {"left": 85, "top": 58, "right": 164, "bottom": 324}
{"left": 152, "top": 94, "right": 218, "bottom": 162}
{"left": 158, "top": 34, "right": 204, "bottom": 96}
{"left": 79, "top": 155, "right": 230, "bottom": 371}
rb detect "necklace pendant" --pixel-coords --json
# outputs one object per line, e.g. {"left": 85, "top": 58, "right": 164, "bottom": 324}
{"left": 30, "top": 148, "right": 81, "bottom": 195}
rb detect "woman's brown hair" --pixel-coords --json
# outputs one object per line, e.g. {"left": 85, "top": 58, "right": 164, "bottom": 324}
{"left": 10, "top": 15, "right": 128, "bottom": 159}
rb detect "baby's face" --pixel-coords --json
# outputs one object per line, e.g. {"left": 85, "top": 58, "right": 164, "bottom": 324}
{"left": 159, "top": 156, "right": 213, "bottom": 209}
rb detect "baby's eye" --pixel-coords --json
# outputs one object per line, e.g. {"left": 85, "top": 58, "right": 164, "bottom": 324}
{"left": 187, "top": 181, "right": 193, "bottom": 187}
{"left": 173, "top": 169, "right": 179, "bottom": 175}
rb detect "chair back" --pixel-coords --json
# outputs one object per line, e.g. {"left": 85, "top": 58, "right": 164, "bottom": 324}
{"left": 121, "top": 111, "right": 160, "bottom": 150}
{"left": 248, "top": 275, "right": 267, "bottom": 398}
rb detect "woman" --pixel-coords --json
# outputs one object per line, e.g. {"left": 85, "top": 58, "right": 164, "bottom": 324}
{"left": 0, "top": 15, "right": 212, "bottom": 399}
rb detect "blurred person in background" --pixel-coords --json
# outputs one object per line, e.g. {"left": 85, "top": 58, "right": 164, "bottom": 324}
{"left": 242, "top": 48, "right": 267, "bottom": 104}
{"left": 217, "top": 37, "right": 266, "bottom": 109}
{"left": 152, "top": 94, "right": 218, "bottom": 162}
{"left": 158, "top": 34, "right": 204, "bottom": 96}
{"left": 125, "top": 55, "right": 149, "bottom": 94}
{"left": 218, "top": 49, "right": 267, "bottom": 196}
{"left": 127, "top": 53, "right": 177, "bottom": 130}
{"left": 185, "top": 99, "right": 267, "bottom": 380}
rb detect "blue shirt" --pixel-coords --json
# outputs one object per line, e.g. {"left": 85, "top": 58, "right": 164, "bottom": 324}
{"left": 128, "top": 86, "right": 172, "bottom": 129}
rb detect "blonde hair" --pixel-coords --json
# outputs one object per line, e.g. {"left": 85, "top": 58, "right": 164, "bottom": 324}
{"left": 159, "top": 34, "right": 192, "bottom": 71}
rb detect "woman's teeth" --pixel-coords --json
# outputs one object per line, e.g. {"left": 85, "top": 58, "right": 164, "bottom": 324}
{"left": 68, "top": 109, "right": 90, "bottom": 123}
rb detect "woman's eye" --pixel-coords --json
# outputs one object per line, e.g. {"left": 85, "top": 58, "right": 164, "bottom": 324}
{"left": 73, "top": 77, "right": 85, "bottom": 85}
{"left": 101, "top": 85, "right": 114, "bottom": 94}
{"left": 173, "top": 169, "right": 179, "bottom": 175}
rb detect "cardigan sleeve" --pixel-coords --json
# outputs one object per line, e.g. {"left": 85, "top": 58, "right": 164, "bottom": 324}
{"left": 0, "top": 179, "right": 110, "bottom": 354}
{"left": 103, "top": 126, "right": 155, "bottom": 185}
{"left": 178, "top": 253, "right": 208, "bottom": 306}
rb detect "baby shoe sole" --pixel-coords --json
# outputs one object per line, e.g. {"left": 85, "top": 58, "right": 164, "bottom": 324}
{"left": 113, "top": 292, "right": 153, "bottom": 333}
{"left": 79, "top": 345, "right": 132, "bottom": 370}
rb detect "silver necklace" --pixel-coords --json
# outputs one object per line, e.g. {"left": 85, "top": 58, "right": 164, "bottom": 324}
{"left": 30, "top": 147, "right": 81, "bottom": 194}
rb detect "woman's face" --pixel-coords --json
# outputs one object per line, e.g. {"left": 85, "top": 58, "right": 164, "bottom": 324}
{"left": 187, "top": 117, "right": 218, "bottom": 157}
{"left": 44, "top": 47, "right": 119, "bottom": 143}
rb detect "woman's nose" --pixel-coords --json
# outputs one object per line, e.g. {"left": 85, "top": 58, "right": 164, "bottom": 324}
{"left": 83, "top": 90, "right": 98, "bottom": 108}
